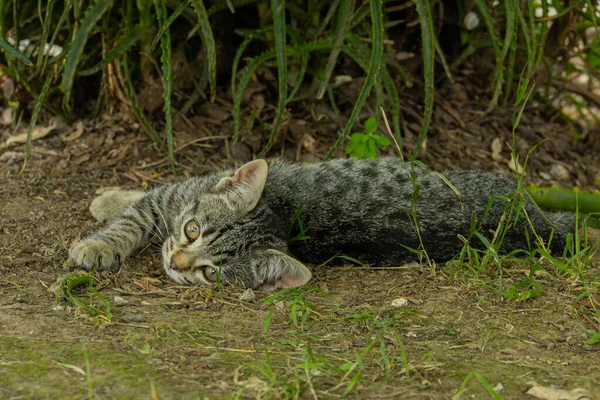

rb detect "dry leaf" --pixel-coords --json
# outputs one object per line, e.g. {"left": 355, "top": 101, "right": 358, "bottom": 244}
{"left": 62, "top": 121, "right": 85, "bottom": 142}
{"left": 526, "top": 384, "right": 594, "bottom": 400}
{"left": 491, "top": 137, "right": 503, "bottom": 161}
{"left": 54, "top": 361, "right": 86, "bottom": 376}
{"left": 6, "top": 120, "right": 60, "bottom": 144}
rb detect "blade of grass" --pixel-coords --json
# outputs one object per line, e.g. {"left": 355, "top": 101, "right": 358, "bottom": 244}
{"left": 36, "top": 0, "right": 56, "bottom": 69}
{"left": 488, "top": 0, "right": 517, "bottom": 109}
{"left": 315, "top": 0, "right": 355, "bottom": 99}
{"left": 259, "top": 0, "right": 288, "bottom": 156}
{"left": 190, "top": 0, "right": 217, "bottom": 102}
{"left": 40, "top": 0, "right": 72, "bottom": 72}
{"left": 343, "top": 33, "right": 387, "bottom": 133}
{"left": 412, "top": 0, "right": 435, "bottom": 158}
{"left": 316, "top": 0, "right": 342, "bottom": 38}
{"left": 287, "top": 45, "right": 308, "bottom": 102}
{"left": 79, "top": 24, "right": 145, "bottom": 76}
{"left": 233, "top": 40, "right": 335, "bottom": 141}
{"left": 531, "top": 0, "right": 550, "bottom": 78}
{"left": 19, "top": 70, "right": 53, "bottom": 175}
{"left": 325, "top": 0, "right": 383, "bottom": 159}
{"left": 154, "top": 0, "right": 176, "bottom": 173}
{"left": 231, "top": 26, "right": 272, "bottom": 100}
{"left": 60, "top": 0, "right": 115, "bottom": 105}
{"left": 0, "top": 37, "right": 33, "bottom": 65}
{"left": 149, "top": 0, "right": 191, "bottom": 54}
{"left": 121, "top": 55, "right": 160, "bottom": 142}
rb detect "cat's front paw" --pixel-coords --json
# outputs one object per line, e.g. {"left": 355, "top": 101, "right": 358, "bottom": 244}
{"left": 69, "top": 239, "right": 122, "bottom": 271}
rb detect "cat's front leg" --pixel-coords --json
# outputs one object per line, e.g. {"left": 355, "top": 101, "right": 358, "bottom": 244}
{"left": 70, "top": 204, "right": 157, "bottom": 271}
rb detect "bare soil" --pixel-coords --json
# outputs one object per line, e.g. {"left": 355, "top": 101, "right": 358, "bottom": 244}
{"left": 1, "top": 78, "right": 599, "bottom": 399}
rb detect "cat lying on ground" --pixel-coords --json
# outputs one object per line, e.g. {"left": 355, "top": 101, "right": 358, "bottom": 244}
{"left": 70, "top": 158, "right": 577, "bottom": 290}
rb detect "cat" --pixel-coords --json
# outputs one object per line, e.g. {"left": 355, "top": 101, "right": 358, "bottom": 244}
{"left": 70, "top": 158, "right": 577, "bottom": 290}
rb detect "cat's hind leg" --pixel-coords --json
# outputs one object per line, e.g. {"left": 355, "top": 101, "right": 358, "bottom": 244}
{"left": 90, "top": 190, "right": 146, "bottom": 222}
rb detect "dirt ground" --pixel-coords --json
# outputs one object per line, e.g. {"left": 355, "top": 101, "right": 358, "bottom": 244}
{"left": 1, "top": 76, "right": 600, "bottom": 399}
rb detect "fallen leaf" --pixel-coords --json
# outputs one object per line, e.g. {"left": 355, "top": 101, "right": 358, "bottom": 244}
{"left": 526, "top": 384, "right": 594, "bottom": 400}
{"left": 62, "top": 121, "right": 85, "bottom": 142}
{"left": 54, "top": 361, "right": 86, "bottom": 376}
{"left": 6, "top": 119, "right": 60, "bottom": 144}
{"left": 491, "top": 137, "right": 503, "bottom": 161}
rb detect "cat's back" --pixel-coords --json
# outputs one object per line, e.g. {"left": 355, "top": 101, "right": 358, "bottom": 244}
{"left": 262, "top": 158, "right": 428, "bottom": 224}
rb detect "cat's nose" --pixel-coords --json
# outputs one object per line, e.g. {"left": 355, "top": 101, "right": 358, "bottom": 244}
{"left": 169, "top": 252, "right": 190, "bottom": 270}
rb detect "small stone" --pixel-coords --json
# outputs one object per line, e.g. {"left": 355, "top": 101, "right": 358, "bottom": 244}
{"left": 539, "top": 171, "right": 552, "bottom": 180}
{"left": 550, "top": 164, "right": 569, "bottom": 181}
{"left": 122, "top": 313, "right": 145, "bottom": 323}
{"left": 331, "top": 75, "right": 353, "bottom": 88}
{"left": 463, "top": 11, "right": 480, "bottom": 31}
{"left": 391, "top": 298, "right": 409, "bottom": 307}
{"left": 1, "top": 107, "right": 14, "bottom": 125}
{"left": 239, "top": 288, "right": 256, "bottom": 303}
{"left": 2, "top": 78, "right": 15, "bottom": 100}
{"left": 113, "top": 296, "right": 128, "bottom": 305}
{"left": 396, "top": 51, "right": 416, "bottom": 61}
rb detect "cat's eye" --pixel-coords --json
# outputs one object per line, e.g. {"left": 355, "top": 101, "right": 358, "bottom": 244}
{"left": 202, "top": 266, "right": 219, "bottom": 283}
{"left": 184, "top": 220, "right": 201, "bottom": 242}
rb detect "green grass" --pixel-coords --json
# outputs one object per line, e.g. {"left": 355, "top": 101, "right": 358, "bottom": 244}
{"left": 1, "top": 1, "right": 596, "bottom": 168}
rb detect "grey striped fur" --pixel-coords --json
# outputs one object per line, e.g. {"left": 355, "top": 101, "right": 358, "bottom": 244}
{"left": 70, "top": 158, "right": 576, "bottom": 289}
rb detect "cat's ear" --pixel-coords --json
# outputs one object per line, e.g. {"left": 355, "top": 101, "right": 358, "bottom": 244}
{"left": 258, "top": 249, "right": 312, "bottom": 291}
{"left": 215, "top": 160, "right": 269, "bottom": 212}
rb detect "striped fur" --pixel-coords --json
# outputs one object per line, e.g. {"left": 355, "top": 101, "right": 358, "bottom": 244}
{"left": 70, "top": 158, "right": 576, "bottom": 289}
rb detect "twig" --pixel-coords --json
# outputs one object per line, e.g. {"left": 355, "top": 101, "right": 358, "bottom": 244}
{"left": 552, "top": 79, "right": 600, "bottom": 108}
{"left": 138, "top": 136, "right": 226, "bottom": 169}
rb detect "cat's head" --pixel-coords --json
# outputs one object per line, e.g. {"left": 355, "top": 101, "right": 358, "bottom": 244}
{"left": 161, "top": 160, "right": 312, "bottom": 291}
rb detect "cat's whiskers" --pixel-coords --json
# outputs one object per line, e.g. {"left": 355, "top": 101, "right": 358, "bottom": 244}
{"left": 138, "top": 209, "right": 165, "bottom": 240}
{"left": 153, "top": 199, "right": 171, "bottom": 236}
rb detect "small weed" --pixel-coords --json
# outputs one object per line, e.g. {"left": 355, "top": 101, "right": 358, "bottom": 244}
{"left": 263, "top": 286, "right": 333, "bottom": 332}
{"left": 454, "top": 371, "right": 504, "bottom": 399}
{"left": 345, "top": 117, "right": 391, "bottom": 159}
{"left": 240, "top": 349, "right": 300, "bottom": 400}
{"left": 56, "top": 270, "right": 113, "bottom": 321}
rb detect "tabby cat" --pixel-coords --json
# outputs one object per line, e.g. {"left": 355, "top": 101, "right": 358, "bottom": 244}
{"left": 70, "top": 158, "right": 575, "bottom": 290}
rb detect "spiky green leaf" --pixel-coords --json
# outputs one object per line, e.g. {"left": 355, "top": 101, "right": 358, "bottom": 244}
{"left": 190, "top": 0, "right": 217, "bottom": 101}
{"left": 60, "top": 0, "right": 114, "bottom": 101}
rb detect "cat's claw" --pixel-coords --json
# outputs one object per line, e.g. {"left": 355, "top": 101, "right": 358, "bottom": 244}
{"left": 69, "top": 239, "right": 122, "bottom": 271}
